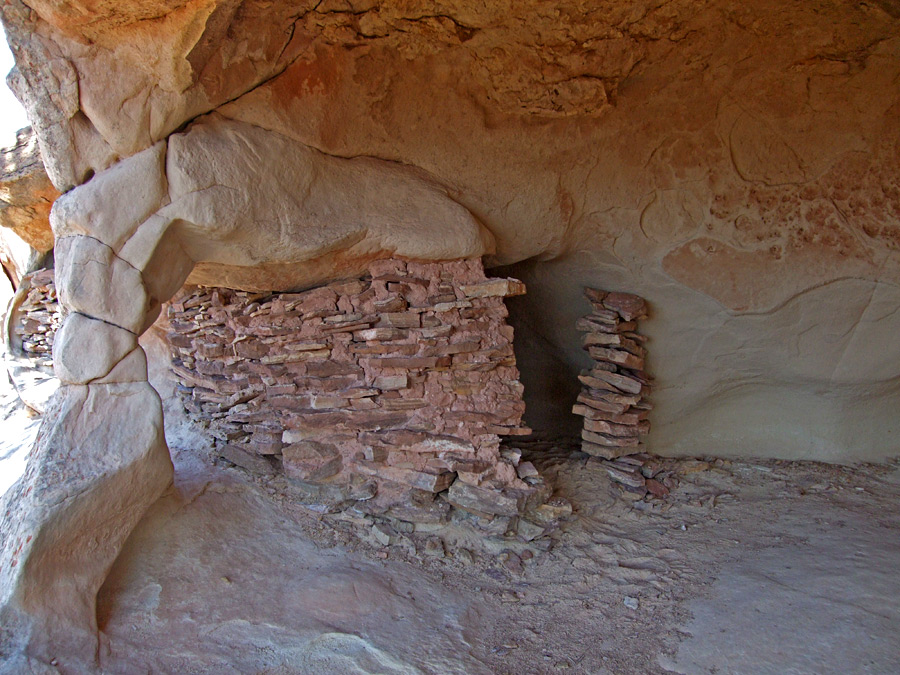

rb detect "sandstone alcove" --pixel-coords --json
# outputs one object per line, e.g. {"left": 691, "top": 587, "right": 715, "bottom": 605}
{"left": 1, "top": 0, "right": 899, "bottom": 671}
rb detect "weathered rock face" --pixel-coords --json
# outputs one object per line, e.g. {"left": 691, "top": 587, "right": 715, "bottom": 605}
{"left": 0, "top": 127, "right": 56, "bottom": 287}
{"left": 0, "top": 127, "right": 56, "bottom": 254}
{"left": 3, "top": 0, "right": 897, "bottom": 463}
{"left": 0, "top": 0, "right": 897, "bottom": 665}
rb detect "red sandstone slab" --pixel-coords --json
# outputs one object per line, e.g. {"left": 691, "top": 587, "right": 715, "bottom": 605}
{"left": 580, "top": 369, "right": 643, "bottom": 395}
{"left": 582, "top": 429, "right": 641, "bottom": 447}
{"left": 283, "top": 441, "right": 343, "bottom": 481}
{"left": 373, "top": 296, "right": 408, "bottom": 312}
{"left": 306, "top": 362, "right": 364, "bottom": 377}
{"left": 485, "top": 424, "right": 532, "bottom": 436}
{"left": 366, "top": 356, "right": 451, "bottom": 369}
{"left": 459, "top": 278, "right": 526, "bottom": 298}
{"left": 602, "top": 291, "right": 648, "bottom": 321}
{"left": 446, "top": 481, "right": 521, "bottom": 517}
{"left": 378, "top": 312, "right": 422, "bottom": 328}
{"left": 587, "top": 346, "right": 645, "bottom": 370}
{"left": 357, "top": 462, "right": 454, "bottom": 493}
{"left": 431, "top": 341, "right": 481, "bottom": 356}
{"left": 577, "top": 392, "right": 631, "bottom": 413}
{"left": 583, "top": 417, "right": 649, "bottom": 437}
{"left": 373, "top": 374, "right": 408, "bottom": 390}
{"left": 587, "top": 307, "right": 620, "bottom": 324}
{"left": 353, "top": 327, "right": 408, "bottom": 341}
{"left": 350, "top": 343, "right": 419, "bottom": 355}
{"left": 580, "top": 440, "right": 639, "bottom": 460}
{"left": 576, "top": 317, "right": 638, "bottom": 334}
{"left": 378, "top": 398, "right": 427, "bottom": 411}
{"left": 572, "top": 403, "right": 647, "bottom": 424}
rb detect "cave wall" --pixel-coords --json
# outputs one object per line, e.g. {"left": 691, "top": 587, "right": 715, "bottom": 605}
{"left": 2, "top": 0, "right": 898, "bottom": 464}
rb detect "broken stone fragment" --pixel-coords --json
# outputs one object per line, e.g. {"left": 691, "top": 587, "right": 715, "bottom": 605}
{"left": 582, "top": 429, "right": 641, "bottom": 447}
{"left": 581, "top": 440, "right": 641, "bottom": 460}
{"left": 579, "top": 369, "right": 643, "bottom": 395}
{"left": 372, "top": 521, "right": 397, "bottom": 546}
{"left": 605, "top": 464, "right": 647, "bottom": 489}
{"left": 219, "top": 443, "right": 275, "bottom": 475}
{"left": 386, "top": 499, "right": 451, "bottom": 526}
{"left": 601, "top": 291, "right": 648, "bottom": 321}
{"left": 282, "top": 442, "right": 343, "bottom": 482}
{"left": 459, "top": 278, "right": 526, "bottom": 298}
{"left": 587, "top": 346, "right": 645, "bottom": 370}
{"left": 515, "top": 518, "right": 547, "bottom": 542}
{"left": 446, "top": 480, "right": 521, "bottom": 517}
{"left": 358, "top": 462, "right": 455, "bottom": 493}
{"left": 583, "top": 417, "right": 650, "bottom": 437}
{"left": 516, "top": 461, "right": 539, "bottom": 479}
{"left": 529, "top": 499, "right": 573, "bottom": 525}
{"left": 645, "top": 478, "right": 670, "bottom": 498}
{"left": 583, "top": 288, "right": 608, "bottom": 304}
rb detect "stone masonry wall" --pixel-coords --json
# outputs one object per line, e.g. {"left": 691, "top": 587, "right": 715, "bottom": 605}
{"left": 167, "top": 258, "right": 559, "bottom": 532}
{"left": 9, "top": 268, "right": 59, "bottom": 369}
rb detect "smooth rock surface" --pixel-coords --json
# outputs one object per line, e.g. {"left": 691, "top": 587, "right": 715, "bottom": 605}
{"left": 54, "top": 235, "right": 149, "bottom": 333}
{"left": 52, "top": 312, "right": 137, "bottom": 384}
{"left": 0, "top": 382, "right": 172, "bottom": 670}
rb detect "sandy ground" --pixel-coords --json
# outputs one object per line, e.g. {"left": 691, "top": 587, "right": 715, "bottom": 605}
{"left": 1, "top": 371, "right": 899, "bottom": 674}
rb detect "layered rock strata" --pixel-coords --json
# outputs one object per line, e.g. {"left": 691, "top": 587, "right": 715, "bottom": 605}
{"left": 166, "top": 258, "right": 559, "bottom": 530}
{"left": 574, "top": 289, "right": 652, "bottom": 459}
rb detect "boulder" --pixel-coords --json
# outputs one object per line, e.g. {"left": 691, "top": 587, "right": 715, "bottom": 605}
{"left": 0, "top": 382, "right": 172, "bottom": 669}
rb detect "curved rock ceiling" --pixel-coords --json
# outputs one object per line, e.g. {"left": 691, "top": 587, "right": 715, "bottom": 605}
{"left": 2, "top": 0, "right": 899, "bottom": 460}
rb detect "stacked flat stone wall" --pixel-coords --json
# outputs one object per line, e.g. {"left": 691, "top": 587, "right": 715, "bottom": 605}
{"left": 9, "top": 268, "right": 59, "bottom": 369}
{"left": 167, "top": 258, "right": 560, "bottom": 533}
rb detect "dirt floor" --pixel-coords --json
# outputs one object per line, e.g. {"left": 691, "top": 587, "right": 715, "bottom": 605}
{"left": 2, "top": 375, "right": 899, "bottom": 674}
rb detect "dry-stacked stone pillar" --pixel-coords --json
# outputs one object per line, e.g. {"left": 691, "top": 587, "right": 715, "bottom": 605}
{"left": 167, "top": 258, "right": 560, "bottom": 535}
{"left": 573, "top": 289, "right": 652, "bottom": 458}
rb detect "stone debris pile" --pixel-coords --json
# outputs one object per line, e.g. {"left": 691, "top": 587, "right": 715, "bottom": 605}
{"left": 599, "top": 454, "right": 675, "bottom": 500}
{"left": 11, "top": 268, "right": 59, "bottom": 369}
{"left": 167, "top": 258, "right": 567, "bottom": 540}
{"left": 573, "top": 288, "right": 655, "bottom": 493}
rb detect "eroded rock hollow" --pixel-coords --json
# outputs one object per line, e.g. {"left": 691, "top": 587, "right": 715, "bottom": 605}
{"left": 1, "top": 0, "right": 898, "bottom": 668}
